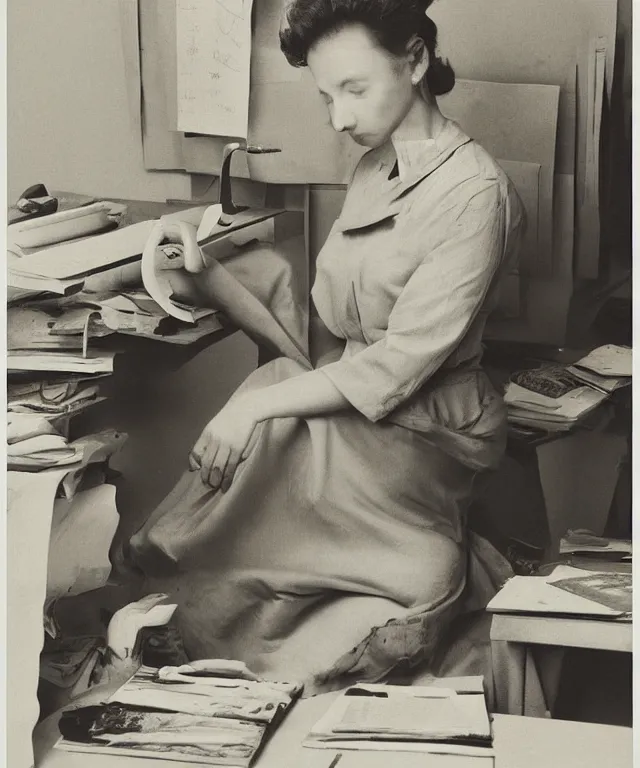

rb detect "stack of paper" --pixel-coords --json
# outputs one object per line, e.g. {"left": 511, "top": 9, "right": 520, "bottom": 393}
{"left": 8, "top": 375, "right": 108, "bottom": 421}
{"left": 55, "top": 665, "right": 302, "bottom": 766}
{"left": 560, "top": 530, "right": 633, "bottom": 564}
{"left": 567, "top": 344, "right": 632, "bottom": 393}
{"left": 487, "top": 564, "right": 631, "bottom": 620}
{"left": 7, "top": 414, "right": 80, "bottom": 471}
{"left": 304, "top": 679, "right": 493, "bottom": 758}
{"left": 8, "top": 350, "right": 115, "bottom": 375}
{"left": 504, "top": 365, "right": 610, "bottom": 432}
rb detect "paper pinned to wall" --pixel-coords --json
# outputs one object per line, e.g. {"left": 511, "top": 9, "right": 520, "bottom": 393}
{"left": 176, "top": 0, "right": 255, "bottom": 138}
{"left": 439, "top": 80, "right": 559, "bottom": 276}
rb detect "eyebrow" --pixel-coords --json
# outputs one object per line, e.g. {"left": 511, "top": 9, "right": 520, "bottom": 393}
{"left": 318, "top": 77, "right": 367, "bottom": 96}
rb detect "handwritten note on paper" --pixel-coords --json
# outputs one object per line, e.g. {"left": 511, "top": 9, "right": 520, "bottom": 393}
{"left": 177, "top": 0, "right": 254, "bottom": 138}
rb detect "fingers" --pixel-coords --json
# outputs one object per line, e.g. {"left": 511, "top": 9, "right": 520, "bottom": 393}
{"left": 179, "top": 222, "right": 206, "bottom": 274}
{"left": 207, "top": 446, "right": 230, "bottom": 490}
{"left": 189, "top": 430, "right": 208, "bottom": 472}
{"left": 221, "top": 448, "right": 241, "bottom": 493}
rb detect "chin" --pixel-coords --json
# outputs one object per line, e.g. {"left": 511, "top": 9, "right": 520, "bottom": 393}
{"left": 351, "top": 133, "right": 382, "bottom": 148}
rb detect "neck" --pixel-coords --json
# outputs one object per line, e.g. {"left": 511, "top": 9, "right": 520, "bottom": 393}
{"left": 391, "top": 92, "right": 448, "bottom": 180}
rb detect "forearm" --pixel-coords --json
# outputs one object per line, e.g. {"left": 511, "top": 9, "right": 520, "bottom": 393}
{"left": 244, "top": 369, "right": 351, "bottom": 421}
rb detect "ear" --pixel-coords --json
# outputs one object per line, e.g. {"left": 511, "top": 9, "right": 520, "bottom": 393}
{"left": 406, "top": 35, "right": 428, "bottom": 86}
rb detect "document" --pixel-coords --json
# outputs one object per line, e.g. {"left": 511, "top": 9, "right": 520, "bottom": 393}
{"left": 177, "top": 0, "right": 255, "bottom": 138}
{"left": 13, "top": 220, "right": 157, "bottom": 280}
{"left": 487, "top": 565, "right": 630, "bottom": 619}
{"left": 572, "top": 344, "right": 632, "bottom": 378}
{"left": 305, "top": 681, "right": 493, "bottom": 758}
{"left": 56, "top": 665, "right": 302, "bottom": 766}
{"left": 46, "top": 484, "right": 119, "bottom": 598}
{"left": 8, "top": 350, "right": 115, "bottom": 375}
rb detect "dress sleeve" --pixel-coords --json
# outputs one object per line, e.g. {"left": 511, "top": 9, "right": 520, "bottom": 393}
{"left": 319, "top": 181, "right": 506, "bottom": 421}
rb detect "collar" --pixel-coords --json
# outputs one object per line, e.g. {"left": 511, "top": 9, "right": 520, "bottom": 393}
{"left": 337, "top": 119, "right": 472, "bottom": 233}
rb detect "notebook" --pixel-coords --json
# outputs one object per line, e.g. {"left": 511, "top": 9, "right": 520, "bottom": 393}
{"left": 304, "top": 679, "right": 493, "bottom": 758}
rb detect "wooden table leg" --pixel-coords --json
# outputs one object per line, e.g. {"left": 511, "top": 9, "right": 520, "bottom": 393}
{"left": 491, "top": 639, "right": 551, "bottom": 717}
{"left": 491, "top": 639, "right": 526, "bottom": 715}
{"left": 532, "top": 645, "right": 566, "bottom": 716}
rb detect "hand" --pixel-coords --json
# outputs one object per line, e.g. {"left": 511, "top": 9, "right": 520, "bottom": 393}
{"left": 189, "top": 397, "right": 261, "bottom": 491}
{"left": 165, "top": 269, "right": 205, "bottom": 306}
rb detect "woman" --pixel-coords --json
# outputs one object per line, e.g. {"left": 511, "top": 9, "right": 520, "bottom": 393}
{"left": 128, "top": 0, "right": 525, "bottom": 691}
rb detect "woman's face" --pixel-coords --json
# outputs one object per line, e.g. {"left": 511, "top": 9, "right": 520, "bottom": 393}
{"left": 307, "top": 23, "right": 416, "bottom": 148}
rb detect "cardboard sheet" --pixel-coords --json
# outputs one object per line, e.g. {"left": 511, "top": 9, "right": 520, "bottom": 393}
{"left": 140, "top": 0, "right": 365, "bottom": 181}
{"left": 575, "top": 37, "right": 607, "bottom": 278}
{"left": 8, "top": 468, "right": 71, "bottom": 768}
{"left": 487, "top": 174, "right": 575, "bottom": 345}
{"left": 487, "top": 565, "right": 626, "bottom": 618}
{"left": 496, "top": 160, "right": 541, "bottom": 275}
{"left": 439, "top": 80, "right": 559, "bottom": 275}
{"left": 176, "top": 0, "right": 254, "bottom": 138}
{"left": 139, "top": 0, "right": 186, "bottom": 170}
{"left": 251, "top": 1, "right": 302, "bottom": 84}
{"left": 118, "top": 0, "right": 143, "bottom": 139}
{"left": 430, "top": 0, "right": 617, "bottom": 178}
{"left": 46, "top": 484, "right": 119, "bottom": 599}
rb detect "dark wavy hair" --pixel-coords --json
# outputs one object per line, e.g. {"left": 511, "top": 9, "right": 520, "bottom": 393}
{"left": 279, "top": 0, "right": 455, "bottom": 97}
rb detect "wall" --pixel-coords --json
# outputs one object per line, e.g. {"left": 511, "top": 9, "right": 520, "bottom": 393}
{"left": 7, "top": 0, "right": 190, "bottom": 202}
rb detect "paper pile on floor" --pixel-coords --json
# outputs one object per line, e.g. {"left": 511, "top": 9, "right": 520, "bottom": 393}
{"left": 55, "top": 664, "right": 302, "bottom": 766}
{"left": 304, "top": 678, "right": 492, "bottom": 758}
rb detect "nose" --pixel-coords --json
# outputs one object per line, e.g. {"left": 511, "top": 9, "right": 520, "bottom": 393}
{"left": 331, "top": 102, "right": 356, "bottom": 133}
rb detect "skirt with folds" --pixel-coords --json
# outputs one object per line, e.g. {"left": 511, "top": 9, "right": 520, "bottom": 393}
{"left": 128, "top": 357, "right": 512, "bottom": 694}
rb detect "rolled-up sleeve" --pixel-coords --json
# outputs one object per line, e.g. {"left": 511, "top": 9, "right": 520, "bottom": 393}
{"left": 319, "top": 182, "right": 506, "bottom": 421}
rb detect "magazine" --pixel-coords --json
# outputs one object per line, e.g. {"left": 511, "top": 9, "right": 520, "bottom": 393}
{"left": 55, "top": 665, "right": 302, "bottom": 766}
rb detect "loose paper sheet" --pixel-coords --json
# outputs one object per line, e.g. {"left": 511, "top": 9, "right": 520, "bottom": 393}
{"left": 177, "top": 0, "right": 255, "bottom": 138}
{"left": 8, "top": 469, "right": 71, "bottom": 768}
{"left": 487, "top": 565, "right": 625, "bottom": 617}
{"left": 46, "top": 485, "right": 119, "bottom": 599}
{"left": 497, "top": 160, "right": 541, "bottom": 275}
{"left": 486, "top": 173, "right": 575, "bottom": 345}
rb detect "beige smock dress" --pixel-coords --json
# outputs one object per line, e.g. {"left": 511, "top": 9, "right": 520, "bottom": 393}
{"left": 129, "top": 119, "right": 525, "bottom": 692}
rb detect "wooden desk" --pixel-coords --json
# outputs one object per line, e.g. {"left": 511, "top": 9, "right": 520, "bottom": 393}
{"left": 34, "top": 691, "right": 632, "bottom": 768}
{"left": 490, "top": 612, "right": 632, "bottom": 717}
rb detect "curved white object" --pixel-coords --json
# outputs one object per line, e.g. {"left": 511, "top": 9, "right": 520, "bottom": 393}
{"left": 141, "top": 219, "right": 206, "bottom": 323}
